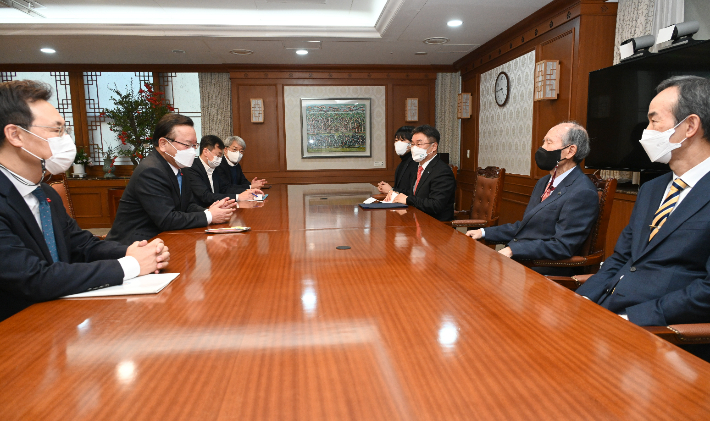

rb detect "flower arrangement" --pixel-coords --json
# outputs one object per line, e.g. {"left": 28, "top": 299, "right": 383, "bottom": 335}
{"left": 101, "top": 82, "right": 175, "bottom": 167}
{"left": 73, "top": 147, "right": 93, "bottom": 166}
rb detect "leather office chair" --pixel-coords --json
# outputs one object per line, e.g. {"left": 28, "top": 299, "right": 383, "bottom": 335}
{"left": 547, "top": 274, "right": 710, "bottom": 345}
{"left": 518, "top": 174, "right": 617, "bottom": 274}
{"left": 450, "top": 166, "right": 505, "bottom": 229}
{"left": 48, "top": 174, "right": 75, "bottom": 219}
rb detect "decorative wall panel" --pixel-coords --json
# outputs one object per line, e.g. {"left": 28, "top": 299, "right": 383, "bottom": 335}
{"left": 478, "top": 51, "right": 535, "bottom": 175}
{"left": 284, "top": 86, "right": 386, "bottom": 171}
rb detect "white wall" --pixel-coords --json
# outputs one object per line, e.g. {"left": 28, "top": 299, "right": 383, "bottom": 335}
{"left": 685, "top": 0, "right": 710, "bottom": 40}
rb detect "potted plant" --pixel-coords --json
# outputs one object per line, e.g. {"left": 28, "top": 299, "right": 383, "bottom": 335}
{"left": 101, "top": 82, "right": 174, "bottom": 167}
{"left": 72, "top": 147, "right": 92, "bottom": 176}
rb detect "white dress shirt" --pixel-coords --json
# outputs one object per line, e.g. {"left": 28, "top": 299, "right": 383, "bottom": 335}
{"left": 0, "top": 166, "right": 140, "bottom": 280}
{"left": 200, "top": 157, "right": 216, "bottom": 193}
{"left": 167, "top": 160, "right": 212, "bottom": 224}
{"left": 659, "top": 155, "right": 710, "bottom": 212}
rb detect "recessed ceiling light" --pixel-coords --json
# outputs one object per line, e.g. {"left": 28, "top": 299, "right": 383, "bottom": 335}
{"left": 424, "top": 37, "right": 450, "bottom": 45}
{"left": 447, "top": 20, "right": 463, "bottom": 27}
{"left": 230, "top": 49, "right": 254, "bottom": 55}
{"left": 415, "top": 52, "right": 428, "bottom": 55}
{"left": 296, "top": 50, "right": 309, "bottom": 55}
{"left": 307, "top": 40, "right": 320, "bottom": 43}
{"left": 172, "top": 49, "right": 185, "bottom": 54}
{"left": 40, "top": 48, "right": 56, "bottom": 54}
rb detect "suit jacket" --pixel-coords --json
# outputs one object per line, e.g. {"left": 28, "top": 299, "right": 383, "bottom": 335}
{"left": 393, "top": 152, "right": 416, "bottom": 195}
{"left": 405, "top": 155, "right": 456, "bottom": 221}
{"left": 182, "top": 158, "right": 236, "bottom": 208}
{"left": 106, "top": 151, "right": 207, "bottom": 245}
{"left": 215, "top": 159, "right": 249, "bottom": 195}
{"left": 0, "top": 171, "right": 127, "bottom": 321}
{"left": 576, "top": 171, "right": 710, "bottom": 326}
{"left": 484, "top": 165, "right": 599, "bottom": 265}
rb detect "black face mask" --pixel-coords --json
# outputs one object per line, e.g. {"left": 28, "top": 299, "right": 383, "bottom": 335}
{"left": 535, "top": 145, "right": 571, "bottom": 171}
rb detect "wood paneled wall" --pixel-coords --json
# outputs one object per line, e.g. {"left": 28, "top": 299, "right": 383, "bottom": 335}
{"left": 230, "top": 67, "right": 443, "bottom": 185}
{"left": 454, "top": 0, "right": 617, "bottom": 228}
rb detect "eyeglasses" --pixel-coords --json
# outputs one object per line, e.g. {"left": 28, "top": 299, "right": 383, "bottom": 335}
{"left": 412, "top": 142, "right": 431, "bottom": 148}
{"left": 227, "top": 146, "right": 243, "bottom": 153}
{"left": 164, "top": 137, "right": 198, "bottom": 149}
{"left": 29, "top": 124, "right": 73, "bottom": 137}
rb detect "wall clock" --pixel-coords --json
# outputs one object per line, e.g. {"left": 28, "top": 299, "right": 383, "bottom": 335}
{"left": 495, "top": 71, "right": 510, "bottom": 107}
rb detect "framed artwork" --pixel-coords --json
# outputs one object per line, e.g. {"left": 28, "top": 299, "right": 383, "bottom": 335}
{"left": 405, "top": 98, "right": 418, "bottom": 121}
{"left": 457, "top": 93, "right": 471, "bottom": 118}
{"left": 534, "top": 60, "right": 560, "bottom": 101}
{"left": 250, "top": 98, "right": 264, "bottom": 123}
{"left": 301, "top": 98, "right": 371, "bottom": 158}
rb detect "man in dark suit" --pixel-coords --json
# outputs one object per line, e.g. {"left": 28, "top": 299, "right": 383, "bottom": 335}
{"left": 387, "top": 125, "right": 456, "bottom": 221}
{"left": 106, "top": 114, "right": 236, "bottom": 245}
{"left": 0, "top": 80, "right": 169, "bottom": 321}
{"left": 215, "top": 135, "right": 267, "bottom": 195}
{"left": 466, "top": 122, "right": 599, "bottom": 275}
{"left": 182, "top": 135, "right": 263, "bottom": 208}
{"left": 577, "top": 76, "right": 710, "bottom": 327}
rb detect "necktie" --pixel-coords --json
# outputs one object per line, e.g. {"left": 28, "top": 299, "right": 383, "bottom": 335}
{"left": 649, "top": 178, "right": 688, "bottom": 241}
{"left": 177, "top": 171, "right": 183, "bottom": 196}
{"left": 541, "top": 168, "right": 557, "bottom": 201}
{"left": 413, "top": 166, "right": 424, "bottom": 194}
{"left": 32, "top": 187, "right": 59, "bottom": 264}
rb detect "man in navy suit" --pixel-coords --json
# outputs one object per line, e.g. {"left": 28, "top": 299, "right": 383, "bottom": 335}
{"left": 215, "top": 135, "right": 267, "bottom": 195}
{"left": 0, "top": 80, "right": 169, "bottom": 321}
{"left": 466, "top": 122, "right": 599, "bottom": 275}
{"left": 386, "top": 125, "right": 456, "bottom": 221}
{"left": 577, "top": 76, "right": 710, "bottom": 327}
{"left": 182, "top": 135, "right": 262, "bottom": 208}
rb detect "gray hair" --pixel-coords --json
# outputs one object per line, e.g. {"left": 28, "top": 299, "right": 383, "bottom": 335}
{"left": 560, "top": 121, "right": 590, "bottom": 164}
{"left": 656, "top": 75, "right": 710, "bottom": 141}
{"left": 224, "top": 135, "right": 246, "bottom": 150}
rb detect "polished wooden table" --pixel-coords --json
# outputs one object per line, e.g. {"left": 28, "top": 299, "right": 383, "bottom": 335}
{"left": 2, "top": 183, "right": 710, "bottom": 420}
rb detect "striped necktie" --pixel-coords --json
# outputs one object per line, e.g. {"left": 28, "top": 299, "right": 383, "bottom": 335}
{"left": 32, "top": 187, "right": 59, "bottom": 263}
{"left": 649, "top": 178, "right": 688, "bottom": 241}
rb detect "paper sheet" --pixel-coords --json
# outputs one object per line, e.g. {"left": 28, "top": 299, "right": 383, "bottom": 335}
{"left": 62, "top": 273, "right": 180, "bottom": 298}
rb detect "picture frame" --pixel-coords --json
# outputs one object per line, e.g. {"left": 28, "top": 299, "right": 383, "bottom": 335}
{"left": 301, "top": 98, "right": 371, "bottom": 158}
{"left": 405, "top": 98, "right": 418, "bottom": 122}
{"left": 250, "top": 98, "right": 264, "bottom": 123}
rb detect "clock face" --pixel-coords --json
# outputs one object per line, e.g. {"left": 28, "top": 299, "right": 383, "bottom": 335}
{"left": 495, "top": 72, "right": 510, "bottom": 107}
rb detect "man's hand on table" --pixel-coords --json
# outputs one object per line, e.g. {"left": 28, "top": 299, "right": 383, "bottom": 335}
{"left": 126, "top": 239, "right": 171, "bottom": 275}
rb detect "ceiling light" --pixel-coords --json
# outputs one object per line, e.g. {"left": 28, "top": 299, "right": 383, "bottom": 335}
{"left": 230, "top": 49, "right": 254, "bottom": 55}
{"left": 296, "top": 50, "right": 309, "bottom": 55}
{"left": 307, "top": 40, "right": 320, "bottom": 43}
{"left": 40, "top": 48, "right": 56, "bottom": 54}
{"left": 447, "top": 20, "right": 463, "bottom": 27}
{"left": 424, "top": 37, "right": 450, "bottom": 45}
{"left": 172, "top": 49, "right": 185, "bottom": 54}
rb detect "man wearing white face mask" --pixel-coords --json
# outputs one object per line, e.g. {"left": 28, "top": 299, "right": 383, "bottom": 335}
{"left": 182, "top": 135, "right": 263, "bottom": 208}
{"left": 0, "top": 80, "right": 170, "bottom": 321}
{"left": 385, "top": 125, "right": 456, "bottom": 221}
{"left": 107, "top": 114, "right": 238, "bottom": 245}
{"left": 577, "top": 76, "right": 710, "bottom": 330}
{"left": 216, "top": 135, "right": 267, "bottom": 194}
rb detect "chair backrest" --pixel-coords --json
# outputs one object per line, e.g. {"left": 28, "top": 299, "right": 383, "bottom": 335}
{"left": 108, "top": 188, "right": 125, "bottom": 224}
{"left": 577, "top": 174, "right": 617, "bottom": 257}
{"left": 469, "top": 166, "right": 505, "bottom": 223}
{"left": 48, "top": 174, "right": 75, "bottom": 219}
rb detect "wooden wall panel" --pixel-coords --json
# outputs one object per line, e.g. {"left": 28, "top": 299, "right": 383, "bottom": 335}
{"left": 606, "top": 193, "right": 636, "bottom": 259}
{"left": 235, "top": 85, "right": 281, "bottom": 173}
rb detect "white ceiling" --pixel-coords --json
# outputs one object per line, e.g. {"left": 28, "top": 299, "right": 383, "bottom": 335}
{"left": 0, "top": 0, "right": 554, "bottom": 65}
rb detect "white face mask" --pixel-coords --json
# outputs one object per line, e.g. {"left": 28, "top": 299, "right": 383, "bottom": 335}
{"left": 410, "top": 144, "right": 431, "bottom": 163}
{"left": 206, "top": 150, "right": 222, "bottom": 169}
{"left": 19, "top": 127, "right": 77, "bottom": 175}
{"left": 227, "top": 150, "right": 242, "bottom": 164}
{"left": 166, "top": 140, "right": 196, "bottom": 169}
{"left": 639, "top": 117, "right": 688, "bottom": 164}
{"left": 394, "top": 140, "right": 410, "bottom": 156}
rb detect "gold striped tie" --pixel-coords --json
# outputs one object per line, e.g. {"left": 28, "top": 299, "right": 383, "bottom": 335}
{"left": 649, "top": 178, "right": 688, "bottom": 241}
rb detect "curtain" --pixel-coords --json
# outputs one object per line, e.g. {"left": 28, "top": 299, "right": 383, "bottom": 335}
{"left": 435, "top": 72, "right": 461, "bottom": 167}
{"left": 651, "top": 0, "right": 684, "bottom": 52}
{"left": 198, "top": 73, "right": 233, "bottom": 140}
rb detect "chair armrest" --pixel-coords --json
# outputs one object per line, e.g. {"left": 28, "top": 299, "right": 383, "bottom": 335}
{"left": 451, "top": 219, "right": 488, "bottom": 228}
{"left": 519, "top": 252, "right": 604, "bottom": 268}
{"left": 453, "top": 209, "right": 471, "bottom": 217}
{"left": 642, "top": 324, "right": 710, "bottom": 345}
{"left": 545, "top": 274, "right": 592, "bottom": 291}
{"left": 94, "top": 234, "right": 106, "bottom": 240}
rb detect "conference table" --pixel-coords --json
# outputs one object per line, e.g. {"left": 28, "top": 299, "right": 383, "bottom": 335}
{"left": 2, "top": 183, "right": 710, "bottom": 420}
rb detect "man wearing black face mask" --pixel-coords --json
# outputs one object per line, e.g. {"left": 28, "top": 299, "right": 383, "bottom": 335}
{"left": 0, "top": 80, "right": 170, "bottom": 321}
{"left": 466, "top": 121, "right": 598, "bottom": 275}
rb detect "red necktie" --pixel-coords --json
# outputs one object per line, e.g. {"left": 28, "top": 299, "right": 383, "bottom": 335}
{"left": 541, "top": 168, "right": 557, "bottom": 201}
{"left": 413, "top": 165, "right": 424, "bottom": 194}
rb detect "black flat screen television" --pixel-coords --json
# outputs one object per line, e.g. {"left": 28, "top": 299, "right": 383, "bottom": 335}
{"left": 585, "top": 39, "right": 710, "bottom": 172}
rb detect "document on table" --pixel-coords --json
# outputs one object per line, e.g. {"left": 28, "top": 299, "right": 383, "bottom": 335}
{"left": 61, "top": 273, "right": 180, "bottom": 299}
